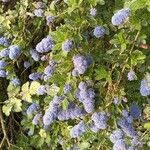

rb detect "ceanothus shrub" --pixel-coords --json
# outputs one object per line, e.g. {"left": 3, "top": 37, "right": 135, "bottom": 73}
{"left": 0, "top": 0, "right": 150, "bottom": 150}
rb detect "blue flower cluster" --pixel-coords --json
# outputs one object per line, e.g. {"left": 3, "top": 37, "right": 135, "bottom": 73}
{"left": 0, "top": 70, "right": 6, "bottom": 77}
{"left": 93, "top": 26, "right": 105, "bottom": 38}
{"left": 29, "top": 72, "right": 41, "bottom": 81}
{"left": 113, "top": 97, "right": 121, "bottom": 105}
{"left": 30, "top": 49, "right": 40, "bottom": 61}
{"left": 62, "top": 39, "right": 73, "bottom": 52}
{"left": 72, "top": 55, "right": 92, "bottom": 76}
{"left": 129, "top": 103, "right": 141, "bottom": 119}
{"left": 46, "top": 15, "right": 55, "bottom": 25}
{"left": 140, "top": 78, "right": 150, "bottom": 96}
{"left": 90, "top": 8, "right": 97, "bottom": 16}
{"left": 43, "top": 60, "right": 57, "bottom": 81}
{"left": 34, "top": 9, "right": 44, "bottom": 17}
{"left": 43, "top": 96, "right": 64, "bottom": 126}
{"left": 0, "top": 37, "right": 10, "bottom": 47}
{"left": 24, "top": 61, "right": 31, "bottom": 69}
{"left": 91, "top": 112, "right": 109, "bottom": 130}
{"left": 32, "top": 113, "right": 42, "bottom": 125}
{"left": 58, "top": 102, "right": 86, "bottom": 121}
{"left": 36, "top": 37, "right": 54, "bottom": 53}
{"left": 70, "top": 121, "right": 86, "bottom": 138}
{"left": 26, "top": 103, "right": 39, "bottom": 115}
{"left": 0, "top": 48, "right": 9, "bottom": 58}
{"left": 0, "top": 60, "right": 7, "bottom": 69}
{"left": 76, "top": 81, "right": 95, "bottom": 113}
{"left": 12, "top": 78, "right": 21, "bottom": 86}
{"left": 111, "top": 8, "right": 130, "bottom": 26}
{"left": 64, "top": 84, "right": 72, "bottom": 94}
{"left": 37, "top": 85, "right": 47, "bottom": 95}
{"left": 127, "top": 70, "right": 137, "bottom": 81}
{"left": 9, "top": 45, "right": 21, "bottom": 60}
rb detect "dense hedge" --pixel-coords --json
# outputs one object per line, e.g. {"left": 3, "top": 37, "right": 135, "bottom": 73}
{"left": 0, "top": 0, "right": 150, "bottom": 150}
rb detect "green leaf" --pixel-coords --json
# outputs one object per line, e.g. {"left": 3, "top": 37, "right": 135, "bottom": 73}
{"left": 2, "top": 103, "right": 13, "bottom": 116}
{"left": 47, "top": 84, "right": 60, "bottom": 96}
{"left": 78, "top": 141, "right": 90, "bottom": 150}
{"left": 12, "top": 97, "right": 22, "bottom": 112}
{"left": 144, "top": 122, "right": 150, "bottom": 130}
{"left": 29, "top": 81, "right": 41, "bottom": 95}
{"left": 95, "top": 66, "right": 108, "bottom": 80}
{"left": 130, "top": 0, "right": 147, "bottom": 11}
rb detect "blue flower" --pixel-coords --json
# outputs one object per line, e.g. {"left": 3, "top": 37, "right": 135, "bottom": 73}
{"left": 30, "top": 49, "right": 40, "bottom": 61}
{"left": 26, "top": 103, "right": 39, "bottom": 115}
{"left": 70, "top": 121, "right": 86, "bottom": 138}
{"left": 90, "top": 8, "right": 97, "bottom": 16}
{"left": 111, "top": 8, "right": 130, "bottom": 26}
{"left": 0, "top": 60, "right": 7, "bottom": 69}
{"left": 110, "top": 129, "right": 125, "bottom": 143}
{"left": 37, "top": 85, "right": 47, "bottom": 95}
{"left": 0, "top": 48, "right": 9, "bottom": 57}
{"left": 9, "top": 45, "right": 21, "bottom": 60}
{"left": 64, "top": 84, "right": 72, "bottom": 94}
{"left": 36, "top": 37, "right": 54, "bottom": 53}
{"left": 32, "top": 113, "right": 42, "bottom": 125}
{"left": 24, "top": 61, "right": 31, "bottom": 69}
{"left": 0, "top": 37, "right": 10, "bottom": 46}
{"left": 62, "top": 39, "right": 73, "bottom": 52}
{"left": 91, "top": 112, "right": 108, "bottom": 129}
{"left": 93, "top": 26, "right": 105, "bottom": 38}
{"left": 46, "top": 15, "right": 55, "bottom": 25}
{"left": 0, "top": 70, "right": 6, "bottom": 77}
{"left": 29, "top": 72, "right": 41, "bottom": 81}
{"left": 140, "top": 78, "right": 150, "bottom": 96}
{"left": 127, "top": 71, "right": 137, "bottom": 81}
{"left": 113, "top": 139, "right": 128, "bottom": 150}
{"left": 130, "top": 104, "right": 141, "bottom": 119}
{"left": 12, "top": 78, "right": 20, "bottom": 86}
{"left": 34, "top": 9, "right": 44, "bottom": 17}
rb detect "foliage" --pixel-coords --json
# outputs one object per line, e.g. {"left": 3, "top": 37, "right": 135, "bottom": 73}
{"left": 0, "top": 0, "right": 150, "bottom": 150}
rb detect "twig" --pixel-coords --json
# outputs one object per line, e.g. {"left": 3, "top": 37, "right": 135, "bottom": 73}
{"left": 0, "top": 107, "right": 10, "bottom": 149}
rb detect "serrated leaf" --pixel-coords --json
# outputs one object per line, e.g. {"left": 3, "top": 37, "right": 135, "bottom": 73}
{"left": 12, "top": 97, "right": 22, "bottom": 112}
{"left": 2, "top": 104, "right": 13, "bottom": 116}
{"left": 29, "top": 81, "right": 41, "bottom": 95}
{"left": 95, "top": 66, "right": 108, "bottom": 80}
{"left": 78, "top": 141, "right": 90, "bottom": 150}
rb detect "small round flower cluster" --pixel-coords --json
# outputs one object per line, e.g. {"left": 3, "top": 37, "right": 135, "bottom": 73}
{"left": 0, "top": 60, "right": 7, "bottom": 77}
{"left": 0, "top": 48, "right": 9, "bottom": 58}
{"left": 34, "top": 9, "right": 44, "bottom": 17}
{"left": 91, "top": 112, "right": 109, "bottom": 130}
{"left": 64, "top": 84, "right": 72, "bottom": 94}
{"left": 62, "top": 39, "right": 73, "bottom": 52}
{"left": 43, "top": 96, "right": 64, "bottom": 126}
{"left": 76, "top": 81, "right": 95, "bottom": 113}
{"left": 115, "top": 104, "right": 142, "bottom": 149}
{"left": 0, "top": 37, "right": 10, "bottom": 47}
{"left": 127, "top": 70, "right": 137, "bottom": 81}
{"left": 70, "top": 121, "right": 86, "bottom": 138}
{"left": 24, "top": 61, "right": 31, "bottom": 69}
{"left": 111, "top": 8, "right": 130, "bottom": 26}
{"left": 37, "top": 85, "right": 47, "bottom": 95}
{"left": 140, "top": 78, "right": 150, "bottom": 96}
{"left": 9, "top": 45, "right": 21, "bottom": 60}
{"left": 32, "top": 113, "right": 42, "bottom": 125}
{"left": 0, "top": 60, "right": 7, "bottom": 69}
{"left": 43, "top": 60, "right": 57, "bottom": 81}
{"left": 30, "top": 49, "right": 40, "bottom": 61}
{"left": 72, "top": 55, "right": 92, "bottom": 76}
{"left": 58, "top": 103, "right": 86, "bottom": 121}
{"left": 29, "top": 72, "right": 41, "bottom": 81}
{"left": 93, "top": 26, "right": 105, "bottom": 38}
{"left": 46, "top": 15, "right": 55, "bottom": 25}
{"left": 90, "top": 8, "right": 97, "bottom": 16}
{"left": 113, "top": 97, "right": 121, "bottom": 105}
{"left": 129, "top": 103, "right": 141, "bottom": 119}
{"left": 26, "top": 103, "right": 39, "bottom": 115}
{"left": 36, "top": 36, "right": 54, "bottom": 53}
{"left": 12, "top": 78, "right": 21, "bottom": 86}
